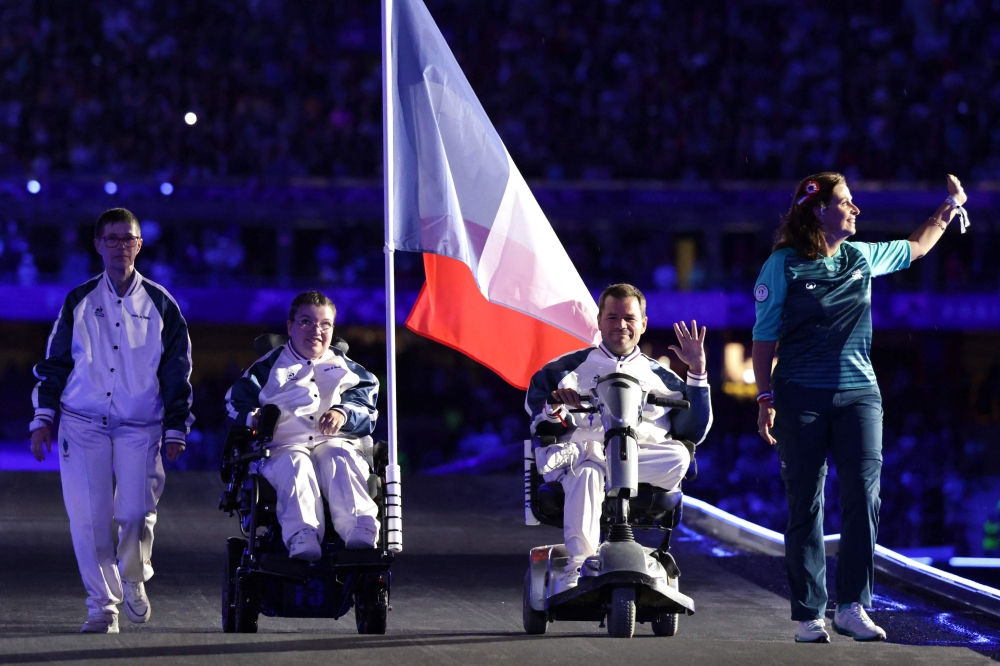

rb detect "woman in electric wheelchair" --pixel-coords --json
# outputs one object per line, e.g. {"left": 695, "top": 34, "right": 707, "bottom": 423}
{"left": 218, "top": 290, "right": 391, "bottom": 633}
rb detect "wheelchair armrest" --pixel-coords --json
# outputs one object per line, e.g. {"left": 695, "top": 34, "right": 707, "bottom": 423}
{"left": 220, "top": 426, "right": 253, "bottom": 483}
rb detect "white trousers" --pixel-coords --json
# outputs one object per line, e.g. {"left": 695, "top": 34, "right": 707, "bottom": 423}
{"left": 260, "top": 440, "right": 379, "bottom": 547}
{"left": 543, "top": 440, "right": 690, "bottom": 567}
{"left": 57, "top": 416, "right": 164, "bottom": 616}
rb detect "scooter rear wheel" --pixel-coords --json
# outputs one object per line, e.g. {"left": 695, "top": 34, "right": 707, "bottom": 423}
{"left": 607, "top": 587, "right": 635, "bottom": 638}
{"left": 651, "top": 612, "right": 678, "bottom": 636}
{"left": 522, "top": 570, "right": 547, "bottom": 634}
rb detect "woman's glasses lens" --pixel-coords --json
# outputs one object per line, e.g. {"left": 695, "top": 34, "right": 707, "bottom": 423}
{"left": 297, "top": 319, "right": 332, "bottom": 332}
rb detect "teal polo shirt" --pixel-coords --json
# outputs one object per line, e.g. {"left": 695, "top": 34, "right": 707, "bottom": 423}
{"left": 752, "top": 240, "right": 911, "bottom": 389}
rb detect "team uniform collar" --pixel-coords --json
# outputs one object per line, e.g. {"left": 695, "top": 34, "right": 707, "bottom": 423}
{"left": 286, "top": 341, "right": 333, "bottom": 363}
{"left": 103, "top": 270, "right": 142, "bottom": 298}
{"left": 598, "top": 342, "right": 642, "bottom": 363}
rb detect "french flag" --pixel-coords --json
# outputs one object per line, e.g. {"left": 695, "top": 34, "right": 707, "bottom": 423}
{"left": 386, "top": 0, "right": 599, "bottom": 390}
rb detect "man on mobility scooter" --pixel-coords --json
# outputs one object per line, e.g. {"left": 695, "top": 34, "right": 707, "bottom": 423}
{"left": 524, "top": 283, "right": 712, "bottom": 636}
{"left": 220, "top": 291, "right": 389, "bottom": 633}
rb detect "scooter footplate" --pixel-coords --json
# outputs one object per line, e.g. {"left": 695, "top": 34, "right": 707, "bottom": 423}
{"left": 546, "top": 571, "right": 694, "bottom": 616}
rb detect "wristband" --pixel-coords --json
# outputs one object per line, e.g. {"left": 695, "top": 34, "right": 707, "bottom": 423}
{"left": 756, "top": 391, "right": 773, "bottom": 405}
{"left": 946, "top": 195, "right": 971, "bottom": 233}
{"left": 543, "top": 402, "right": 568, "bottom": 427}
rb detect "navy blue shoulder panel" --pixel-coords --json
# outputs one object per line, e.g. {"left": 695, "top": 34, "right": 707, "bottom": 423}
{"left": 140, "top": 280, "right": 194, "bottom": 434}
{"left": 525, "top": 347, "right": 595, "bottom": 417}
{"left": 32, "top": 276, "right": 103, "bottom": 411}
{"left": 329, "top": 347, "right": 380, "bottom": 438}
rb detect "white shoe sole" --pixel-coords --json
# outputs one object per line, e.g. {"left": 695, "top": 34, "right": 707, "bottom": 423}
{"left": 833, "top": 621, "right": 886, "bottom": 642}
{"left": 123, "top": 598, "right": 151, "bottom": 623}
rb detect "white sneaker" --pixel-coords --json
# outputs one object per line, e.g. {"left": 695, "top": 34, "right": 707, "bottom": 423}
{"left": 833, "top": 602, "right": 886, "bottom": 641}
{"left": 795, "top": 619, "right": 830, "bottom": 643}
{"left": 345, "top": 526, "right": 378, "bottom": 549}
{"left": 288, "top": 529, "right": 322, "bottom": 561}
{"left": 536, "top": 443, "right": 580, "bottom": 474}
{"left": 80, "top": 612, "right": 119, "bottom": 634}
{"left": 122, "top": 581, "right": 151, "bottom": 623}
{"left": 551, "top": 565, "right": 581, "bottom": 595}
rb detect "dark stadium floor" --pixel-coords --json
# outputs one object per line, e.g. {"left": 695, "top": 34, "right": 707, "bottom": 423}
{"left": 1, "top": 472, "right": 999, "bottom": 665}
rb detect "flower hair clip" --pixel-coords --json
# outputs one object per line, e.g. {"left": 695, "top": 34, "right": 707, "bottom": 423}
{"left": 796, "top": 180, "right": 820, "bottom": 205}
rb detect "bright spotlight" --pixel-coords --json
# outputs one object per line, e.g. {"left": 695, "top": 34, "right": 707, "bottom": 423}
{"left": 742, "top": 368, "right": 755, "bottom": 384}
{"left": 26, "top": 180, "right": 41, "bottom": 194}
{"left": 160, "top": 182, "right": 174, "bottom": 196}
{"left": 104, "top": 181, "right": 118, "bottom": 195}
{"left": 184, "top": 112, "right": 197, "bottom": 125}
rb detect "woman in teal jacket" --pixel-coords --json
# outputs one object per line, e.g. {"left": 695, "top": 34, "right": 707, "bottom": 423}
{"left": 751, "top": 172, "right": 967, "bottom": 643}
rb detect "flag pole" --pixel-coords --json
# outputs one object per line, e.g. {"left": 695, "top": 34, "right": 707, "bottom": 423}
{"left": 381, "top": 0, "right": 402, "bottom": 553}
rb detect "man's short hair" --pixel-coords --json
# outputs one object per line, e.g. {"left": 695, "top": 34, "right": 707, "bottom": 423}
{"left": 94, "top": 208, "right": 140, "bottom": 239}
{"left": 598, "top": 283, "right": 646, "bottom": 318}
{"left": 288, "top": 291, "right": 337, "bottom": 322}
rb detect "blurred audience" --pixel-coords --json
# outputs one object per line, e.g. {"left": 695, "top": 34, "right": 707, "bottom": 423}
{"left": 1, "top": 1, "right": 999, "bottom": 181}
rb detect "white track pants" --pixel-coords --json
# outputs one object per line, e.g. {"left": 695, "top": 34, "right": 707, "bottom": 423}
{"left": 57, "top": 416, "right": 164, "bottom": 616}
{"left": 543, "top": 440, "right": 690, "bottom": 567}
{"left": 260, "top": 440, "right": 379, "bottom": 547}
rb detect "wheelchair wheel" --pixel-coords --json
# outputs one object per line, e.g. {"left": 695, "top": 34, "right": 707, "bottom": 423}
{"left": 355, "top": 574, "right": 388, "bottom": 635}
{"left": 221, "top": 537, "right": 246, "bottom": 633}
{"left": 234, "top": 574, "right": 260, "bottom": 633}
{"left": 651, "top": 612, "right": 678, "bottom": 636}
{"left": 522, "top": 570, "right": 547, "bottom": 635}
{"left": 607, "top": 586, "right": 635, "bottom": 638}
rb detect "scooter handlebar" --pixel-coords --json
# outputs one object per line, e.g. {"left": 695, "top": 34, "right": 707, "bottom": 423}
{"left": 647, "top": 395, "right": 690, "bottom": 410}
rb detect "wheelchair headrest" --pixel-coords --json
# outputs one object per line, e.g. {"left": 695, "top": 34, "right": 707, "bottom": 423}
{"left": 253, "top": 333, "right": 350, "bottom": 358}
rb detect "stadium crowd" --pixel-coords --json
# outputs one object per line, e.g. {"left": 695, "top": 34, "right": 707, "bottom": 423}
{"left": 0, "top": 0, "right": 998, "bottom": 181}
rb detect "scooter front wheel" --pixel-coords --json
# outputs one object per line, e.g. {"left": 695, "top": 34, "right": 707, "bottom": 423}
{"left": 607, "top": 586, "right": 635, "bottom": 638}
{"left": 523, "top": 570, "right": 547, "bottom": 634}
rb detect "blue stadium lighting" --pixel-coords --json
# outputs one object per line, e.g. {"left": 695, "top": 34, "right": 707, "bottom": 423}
{"left": 949, "top": 557, "right": 1000, "bottom": 568}
{"left": 184, "top": 112, "right": 197, "bottom": 125}
{"left": 26, "top": 180, "right": 40, "bottom": 194}
{"left": 160, "top": 182, "right": 174, "bottom": 196}
{"left": 104, "top": 181, "right": 118, "bottom": 195}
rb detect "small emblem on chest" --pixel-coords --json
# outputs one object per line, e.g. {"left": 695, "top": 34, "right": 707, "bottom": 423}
{"left": 851, "top": 269, "right": 863, "bottom": 281}
{"left": 94, "top": 307, "right": 105, "bottom": 318}
{"left": 805, "top": 282, "right": 817, "bottom": 290}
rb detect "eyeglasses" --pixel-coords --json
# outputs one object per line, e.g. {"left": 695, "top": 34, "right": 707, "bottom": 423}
{"left": 102, "top": 235, "right": 141, "bottom": 248}
{"left": 294, "top": 317, "right": 333, "bottom": 332}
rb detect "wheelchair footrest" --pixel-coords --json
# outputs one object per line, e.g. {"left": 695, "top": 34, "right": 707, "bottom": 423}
{"left": 257, "top": 550, "right": 393, "bottom": 579}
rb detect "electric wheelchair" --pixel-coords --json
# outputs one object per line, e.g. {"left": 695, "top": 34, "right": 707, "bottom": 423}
{"left": 218, "top": 334, "right": 393, "bottom": 634}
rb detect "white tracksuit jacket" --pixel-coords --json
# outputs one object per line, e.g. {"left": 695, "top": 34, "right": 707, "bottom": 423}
{"left": 526, "top": 342, "right": 712, "bottom": 446}
{"left": 225, "top": 342, "right": 379, "bottom": 445}
{"left": 32, "top": 271, "right": 194, "bottom": 443}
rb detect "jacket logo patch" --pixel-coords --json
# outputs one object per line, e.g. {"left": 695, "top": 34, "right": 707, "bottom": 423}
{"left": 94, "top": 307, "right": 105, "bottom": 318}
{"left": 754, "top": 284, "right": 769, "bottom": 302}
{"left": 62, "top": 439, "right": 70, "bottom": 459}
{"left": 851, "top": 269, "right": 863, "bottom": 281}
{"left": 806, "top": 282, "right": 817, "bottom": 290}
{"left": 286, "top": 373, "right": 297, "bottom": 380}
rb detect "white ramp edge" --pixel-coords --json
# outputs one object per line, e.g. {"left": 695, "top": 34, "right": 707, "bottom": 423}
{"left": 683, "top": 495, "right": 1000, "bottom": 619}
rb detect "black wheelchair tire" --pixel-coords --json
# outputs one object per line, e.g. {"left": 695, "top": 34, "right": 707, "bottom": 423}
{"left": 234, "top": 574, "right": 260, "bottom": 633}
{"left": 221, "top": 537, "right": 245, "bottom": 633}
{"left": 355, "top": 574, "right": 388, "bottom": 635}
{"left": 522, "top": 570, "right": 547, "bottom": 635}
{"left": 607, "top": 587, "right": 636, "bottom": 638}
{"left": 651, "top": 612, "right": 679, "bottom": 636}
